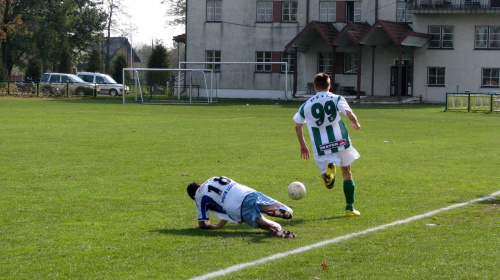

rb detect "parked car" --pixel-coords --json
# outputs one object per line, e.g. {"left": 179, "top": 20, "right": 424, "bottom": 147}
{"left": 39, "top": 73, "right": 98, "bottom": 96}
{"left": 76, "top": 72, "right": 128, "bottom": 96}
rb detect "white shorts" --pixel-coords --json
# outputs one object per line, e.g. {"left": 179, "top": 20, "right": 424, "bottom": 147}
{"left": 315, "top": 146, "right": 360, "bottom": 174}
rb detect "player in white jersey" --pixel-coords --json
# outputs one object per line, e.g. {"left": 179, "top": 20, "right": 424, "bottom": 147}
{"left": 293, "top": 73, "right": 362, "bottom": 217}
{"left": 187, "top": 176, "right": 295, "bottom": 238}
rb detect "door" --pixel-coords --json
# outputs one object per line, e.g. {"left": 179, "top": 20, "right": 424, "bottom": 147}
{"left": 390, "top": 66, "right": 412, "bottom": 96}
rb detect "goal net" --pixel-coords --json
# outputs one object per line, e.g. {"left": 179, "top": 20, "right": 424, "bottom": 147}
{"left": 179, "top": 62, "right": 291, "bottom": 101}
{"left": 121, "top": 68, "right": 214, "bottom": 104}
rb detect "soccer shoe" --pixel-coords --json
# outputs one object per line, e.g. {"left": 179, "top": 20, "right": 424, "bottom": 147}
{"left": 322, "top": 163, "right": 336, "bottom": 189}
{"left": 346, "top": 209, "right": 361, "bottom": 217}
{"left": 268, "top": 226, "right": 295, "bottom": 239}
{"left": 266, "top": 208, "right": 293, "bottom": 219}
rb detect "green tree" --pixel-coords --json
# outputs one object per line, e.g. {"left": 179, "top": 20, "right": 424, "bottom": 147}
{"left": 146, "top": 43, "right": 170, "bottom": 86}
{"left": 0, "top": 0, "right": 106, "bottom": 75}
{"left": 111, "top": 52, "right": 127, "bottom": 83}
{"left": 0, "top": 0, "right": 27, "bottom": 77}
{"left": 87, "top": 49, "right": 103, "bottom": 72}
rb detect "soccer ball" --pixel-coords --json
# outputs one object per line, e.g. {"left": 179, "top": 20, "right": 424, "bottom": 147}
{"left": 287, "top": 181, "right": 306, "bottom": 200}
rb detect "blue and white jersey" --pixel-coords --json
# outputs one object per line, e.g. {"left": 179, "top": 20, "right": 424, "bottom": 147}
{"left": 293, "top": 91, "right": 353, "bottom": 156}
{"left": 194, "top": 176, "right": 254, "bottom": 224}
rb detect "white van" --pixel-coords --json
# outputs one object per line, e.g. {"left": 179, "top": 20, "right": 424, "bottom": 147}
{"left": 76, "top": 72, "right": 127, "bottom": 96}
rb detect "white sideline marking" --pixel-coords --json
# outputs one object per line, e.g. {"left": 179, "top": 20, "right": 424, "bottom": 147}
{"left": 189, "top": 191, "right": 500, "bottom": 280}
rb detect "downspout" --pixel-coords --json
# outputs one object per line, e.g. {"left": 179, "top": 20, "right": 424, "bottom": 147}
{"left": 185, "top": 0, "right": 188, "bottom": 68}
{"left": 306, "top": 0, "right": 310, "bottom": 24}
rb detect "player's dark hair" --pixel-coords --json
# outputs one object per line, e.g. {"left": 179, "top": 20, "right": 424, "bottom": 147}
{"left": 187, "top": 182, "right": 201, "bottom": 200}
{"left": 313, "top": 73, "right": 331, "bottom": 91}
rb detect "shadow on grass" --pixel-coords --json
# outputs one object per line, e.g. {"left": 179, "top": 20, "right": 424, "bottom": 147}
{"left": 150, "top": 228, "right": 275, "bottom": 243}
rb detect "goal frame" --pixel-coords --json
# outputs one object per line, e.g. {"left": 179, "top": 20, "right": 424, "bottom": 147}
{"left": 122, "top": 68, "right": 214, "bottom": 104}
{"left": 179, "top": 61, "right": 291, "bottom": 101}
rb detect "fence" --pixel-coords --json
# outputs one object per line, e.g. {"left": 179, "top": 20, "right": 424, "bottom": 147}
{"left": 445, "top": 92, "right": 500, "bottom": 112}
{"left": 0, "top": 80, "right": 101, "bottom": 98}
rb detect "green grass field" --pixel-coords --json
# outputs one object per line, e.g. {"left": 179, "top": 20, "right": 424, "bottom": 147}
{"left": 1, "top": 97, "right": 498, "bottom": 280}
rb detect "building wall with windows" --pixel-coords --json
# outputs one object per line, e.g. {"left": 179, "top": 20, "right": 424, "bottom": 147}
{"left": 186, "top": 0, "right": 305, "bottom": 98}
{"left": 185, "top": 0, "right": 500, "bottom": 102}
{"left": 412, "top": 13, "right": 500, "bottom": 101}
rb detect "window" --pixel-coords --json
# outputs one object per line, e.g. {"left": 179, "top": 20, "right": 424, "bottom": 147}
{"left": 482, "top": 68, "right": 499, "bottom": 87}
{"left": 79, "top": 75, "right": 93, "bottom": 82}
{"left": 207, "top": 0, "right": 222, "bottom": 22}
{"left": 475, "top": 26, "right": 500, "bottom": 49}
{"left": 344, "top": 52, "right": 358, "bottom": 74}
{"left": 319, "top": 1, "right": 336, "bottom": 22}
{"left": 428, "top": 26, "right": 454, "bottom": 49}
{"left": 427, "top": 67, "right": 445, "bottom": 86}
{"left": 318, "top": 52, "right": 333, "bottom": 74}
{"left": 49, "top": 75, "right": 61, "bottom": 83}
{"left": 206, "top": 50, "right": 221, "bottom": 71}
{"left": 282, "top": 1, "right": 298, "bottom": 22}
{"left": 256, "top": 51, "right": 272, "bottom": 72}
{"left": 96, "top": 76, "right": 106, "bottom": 84}
{"left": 256, "top": 1, "right": 273, "bottom": 22}
{"left": 346, "top": 1, "right": 362, "bottom": 22}
{"left": 281, "top": 52, "right": 294, "bottom": 73}
{"left": 396, "top": 0, "right": 413, "bottom": 23}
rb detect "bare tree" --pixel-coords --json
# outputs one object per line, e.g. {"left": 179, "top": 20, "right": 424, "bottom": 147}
{"left": 99, "top": 0, "right": 131, "bottom": 73}
{"left": 161, "top": 0, "right": 186, "bottom": 27}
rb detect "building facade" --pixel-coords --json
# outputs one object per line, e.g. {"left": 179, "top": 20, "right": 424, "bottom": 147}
{"left": 185, "top": 0, "right": 500, "bottom": 102}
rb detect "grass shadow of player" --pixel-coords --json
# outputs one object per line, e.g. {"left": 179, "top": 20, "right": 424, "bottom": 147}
{"left": 150, "top": 228, "right": 276, "bottom": 243}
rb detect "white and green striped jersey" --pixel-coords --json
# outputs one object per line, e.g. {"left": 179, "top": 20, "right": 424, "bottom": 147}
{"left": 293, "top": 91, "right": 353, "bottom": 156}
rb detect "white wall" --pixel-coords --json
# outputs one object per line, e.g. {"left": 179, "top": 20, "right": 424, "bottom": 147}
{"left": 413, "top": 14, "right": 500, "bottom": 102}
{"left": 186, "top": 1, "right": 500, "bottom": 102}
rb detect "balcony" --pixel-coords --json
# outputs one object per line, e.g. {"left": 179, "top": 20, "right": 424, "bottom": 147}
{"left": 408, "top": 0, "right": 500, "bottom": 13}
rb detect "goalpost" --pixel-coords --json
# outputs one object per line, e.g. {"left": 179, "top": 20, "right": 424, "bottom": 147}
{"left": 121, "top": 68, "right": 214, "bottom": 104}
{"left": 179, "top": 62, "right": 292, "bottom": 101}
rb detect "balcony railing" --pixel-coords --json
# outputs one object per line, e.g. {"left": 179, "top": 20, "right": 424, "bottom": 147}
{"left": 408, "top": 0, "right": 500, "bottom": 12}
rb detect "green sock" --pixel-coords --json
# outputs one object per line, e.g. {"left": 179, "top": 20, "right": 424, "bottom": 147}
{"left": 343, "top": 180, "right": 355, "bottom": 211}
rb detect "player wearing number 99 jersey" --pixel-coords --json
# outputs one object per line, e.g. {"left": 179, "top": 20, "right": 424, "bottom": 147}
{"left": 293, "top": 73, "right": 362, "bottom": 217}
{"left": 187, "top": 176, "right": 296, "bottom": 238}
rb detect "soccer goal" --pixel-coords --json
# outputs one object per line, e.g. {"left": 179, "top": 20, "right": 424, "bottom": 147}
{"left": 445, "top": 92, "right": 500, "bottom": 112}
{"left": 179, "top": 62, "right": 292, "bottom": 101}
{"left": 121, "top": 68, "right": 214, "bottom": 104}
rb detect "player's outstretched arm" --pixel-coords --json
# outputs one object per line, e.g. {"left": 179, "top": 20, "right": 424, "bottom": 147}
{"left": 346, "top": 110, "right": 361, "bottom": 130}
{"left": 295, "top": 123, "right": 310, "bottom": 159}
